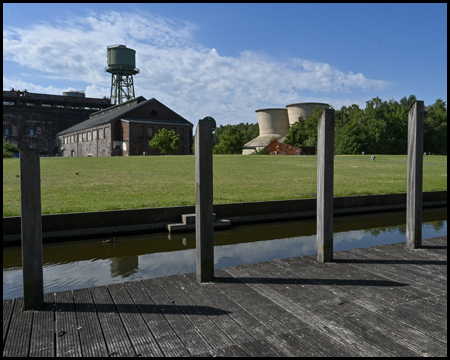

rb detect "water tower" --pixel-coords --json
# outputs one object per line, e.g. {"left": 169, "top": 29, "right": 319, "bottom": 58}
{"left": 105, "top": 45, "right": 140, "bottom": 105}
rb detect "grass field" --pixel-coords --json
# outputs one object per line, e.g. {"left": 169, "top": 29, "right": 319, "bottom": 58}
{"left": 3, "top": 154, "right": 447, "bottom": 217}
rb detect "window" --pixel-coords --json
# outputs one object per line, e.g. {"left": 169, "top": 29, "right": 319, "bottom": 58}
{"left": 5, "top": 128, "right": 10, "bottom": 135}
{"left": 30, "top": 129, "right": 34, "bottom": 136}
{"left": 82, "top": 133, "right": 85, "bottom": 142}
{"left": 88, "top": 131, "right": 92, "bottom": 141}
{"left": 78, "top": 134, "right": 82, "bottom": 142}
{"left": 147, "top": 126, "right": 154, "bottom": 138}
{"left": 99, "top": 128, "right": 103, "bottom": 139}
{"left": 93, "top": 129, "right": 97, "bottom": 140}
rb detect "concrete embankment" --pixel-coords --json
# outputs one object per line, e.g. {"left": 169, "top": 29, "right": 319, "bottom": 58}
{"left": 3, "top": 191, "right": 446, "bottom": 245}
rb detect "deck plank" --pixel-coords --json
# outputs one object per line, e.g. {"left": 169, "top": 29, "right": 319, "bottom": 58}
{"left": 140, "top": 277, "right": 213, "bottom": 356}
{"left": 154, "top": 275, "right": 235, "bottom": 351}
{"left": 2, "top": 298, "right": 15, "bottom": 347}
{"left": 223, "top": 259, "right": 393, "bottom": 356}
{"left": 73, "top": 287, "right": 109, "bottom": 357}
{"left": 107, "top": 283, "right": 164, "bottom": 357}
{"left": 2, "top": 297, "right": 33, "bottom": 357}
{"left": 55, "top": 291, "right": 81, "bottom": 357}
{"left": 29, "top": 293, "right": 55, "bottom": 357}
{"left": 279, "top": 258, "right": 446, "bottom": 356}
{"left": 88, "top": 285, "right": 136, "bottom": 357}
{"left": 123, "top": 280, "right": 190, "bottom": 357}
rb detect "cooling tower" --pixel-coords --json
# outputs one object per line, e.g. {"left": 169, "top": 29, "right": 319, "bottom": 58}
{"left": 255, "top": 108, "right": 289, "bottom": 137}
{"left": 285, "top": 102, "right": 329, "bottom": 125}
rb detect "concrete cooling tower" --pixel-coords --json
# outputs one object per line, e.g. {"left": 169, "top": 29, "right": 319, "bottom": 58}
{"left": 242, "top": 102, "right": 331, "bottom": 155}
{"left": 286, "top": 102, "right": 329, "bottom": 125}
{"left": 241, "top": 108, "right": 289, "bottom": 155}
{"left": 256, "top": 108, "right": 289, "bottom": 137}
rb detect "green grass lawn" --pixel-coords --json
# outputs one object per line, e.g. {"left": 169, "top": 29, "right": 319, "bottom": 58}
{"left": 3, "top": 154, "right": 447, "bottom": 217}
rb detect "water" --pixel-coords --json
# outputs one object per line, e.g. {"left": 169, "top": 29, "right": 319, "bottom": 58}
{"left": 3, "top": 207, "right": 446, "bottom": 300}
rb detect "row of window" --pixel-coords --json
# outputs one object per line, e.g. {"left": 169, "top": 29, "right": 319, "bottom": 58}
{"left": 137, "top": 126, "right": 185, "bottom": 139}
{"left": 4, "top": 128, "right": 54, "bottom": 136}
{"left": 60, "top": 127, "right": 109, "bottom": 145}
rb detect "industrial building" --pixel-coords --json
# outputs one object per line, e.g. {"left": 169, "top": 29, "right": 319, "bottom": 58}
{"left": 4, "top": 44, "right": 194, "bottom": 157}
{"left": 57, "top": 96, "right": 193, "bottom": 157}
{"left": 3, "top": 89, "right": 111, "bottom": 156}
{"left": 242, "top": 102, "right": 330, "bottom": 155}
{"left": 56, "top": 44, "right": 193, "bottom": 157}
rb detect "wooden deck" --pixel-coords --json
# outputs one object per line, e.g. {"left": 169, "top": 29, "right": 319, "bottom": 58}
{"left": 3, "top": 236, "right": 447, "bottom": 357}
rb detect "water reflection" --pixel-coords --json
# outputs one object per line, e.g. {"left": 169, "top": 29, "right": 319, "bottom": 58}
{"left": 3, "top": 207, "right": 447, "bottom": 300}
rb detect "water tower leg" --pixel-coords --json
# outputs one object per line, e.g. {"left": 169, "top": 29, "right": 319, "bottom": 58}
{"left": 195, "top": 118, "right": 215, "bottom": 282}
{"left": 406, "top": 101, "right": 424, "bottom": 250}
{"left": 20, "top": 149, "right": 44, "bottom": 310}
{"left": 317, "top": 109, "right": 335, "bottom": 263}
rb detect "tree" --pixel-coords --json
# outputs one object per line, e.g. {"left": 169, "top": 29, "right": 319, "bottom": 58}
{"left": 283, "top": 118, "right": 307, "bottom": 148}
{"left": 3, "top": 140, "right": 19, "bottom": 158}
{"left": 213, "top": 122, "right": 259, "bottom": 147}
{"left": 424, "top": 98, "right": 447, "bottom": 154}
{"left": 284, "top": 106, "right": 329, "bottom": 149}
{"left": 213, "top": 127, "right": 245, "bottom": 154}
{"left": 148, "top": 128, "right": 181, "bottom": 154}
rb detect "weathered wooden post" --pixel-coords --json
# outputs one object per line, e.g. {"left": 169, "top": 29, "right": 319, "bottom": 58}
{"left": 195, "top": 117, "right": 216, "bottom": 282}
{"left": 406, "top": 101, "right": 424, "bottom": 250}
{"left": 20, "top": 149, "right": 44, "bottom": 310}
{"left": 317, "top": 109, "right": 335, "bottom": 263}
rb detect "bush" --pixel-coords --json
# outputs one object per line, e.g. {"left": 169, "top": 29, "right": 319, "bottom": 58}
{"left": 3, "top": 140, "right": 19, "bottom": 158}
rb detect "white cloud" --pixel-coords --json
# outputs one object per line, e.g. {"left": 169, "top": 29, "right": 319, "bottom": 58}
{"left": 3, "top": 10, "right": 390, "bottom": 126}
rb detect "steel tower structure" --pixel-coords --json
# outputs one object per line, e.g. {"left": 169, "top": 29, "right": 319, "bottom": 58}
{"left": 105, "top": 45, "right": 140, "bottom": 105}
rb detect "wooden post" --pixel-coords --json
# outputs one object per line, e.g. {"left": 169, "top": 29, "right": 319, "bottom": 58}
{"left": 195, "top": 117, "right": 216, "bottom": 282}
{"left": 20, "top": 149, "right": 44, "bottom": 310}
{"left": 406, "top": 101, "right": 424, "bottom": 250}
{"left": 317, "top": 109, "right": 334, "bottom": 263}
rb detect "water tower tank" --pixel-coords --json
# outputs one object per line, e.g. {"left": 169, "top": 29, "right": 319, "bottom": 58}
{"left": 286, "top": 102, "right": 329, "bottom": 125}
{"left": 106, "top": 45, "right": 139, "bottom": 75}
{"left": 256, "top": 108, "right": 289, "bottom": 137}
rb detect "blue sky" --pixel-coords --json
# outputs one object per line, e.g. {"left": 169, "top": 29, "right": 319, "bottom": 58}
{"left": 3, "top": 3, "right": 447, "bottom": 127}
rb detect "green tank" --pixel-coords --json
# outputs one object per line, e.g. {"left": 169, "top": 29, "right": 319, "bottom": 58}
{"left": 106, "top": 45, "right": 139, "bottom": 75}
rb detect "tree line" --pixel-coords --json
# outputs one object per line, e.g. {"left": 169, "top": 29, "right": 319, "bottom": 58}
{"left": 212, "top": 95, "right": 447, "bottom": 155}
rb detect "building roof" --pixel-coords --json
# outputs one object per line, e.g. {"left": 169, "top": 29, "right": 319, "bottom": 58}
{"left": 121, "top": 118, "right": 191, "bottom": 126}
{"left": 243, "top": 134, "right": 286, "bottom": 148}
{"left": 57, "top": 97, "right": 192, "bottom": 136}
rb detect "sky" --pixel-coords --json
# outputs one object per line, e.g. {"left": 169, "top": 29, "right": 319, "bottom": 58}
{"left": 3, "top": 3, "right": 447, "bottom": 127}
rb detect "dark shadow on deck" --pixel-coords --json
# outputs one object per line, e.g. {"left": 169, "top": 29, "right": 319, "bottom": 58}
{"left": 56, "top": 303, "right": 231, "bottom": 315}
{"left": 420, "top": 245, "right": 447, "bottom": 250}
{"left": 334, "top": 259, "right": 446, "bottom": 265}
{"left": 215, "top": 277, "right": 408, "bottom": 287}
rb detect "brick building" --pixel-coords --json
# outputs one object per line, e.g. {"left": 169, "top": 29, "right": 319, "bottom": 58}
{"left": 57, "top": 96, "right": 193, "bottom": 157}
{"left": 3, "top": 89, "right": 111, "bottom": 156}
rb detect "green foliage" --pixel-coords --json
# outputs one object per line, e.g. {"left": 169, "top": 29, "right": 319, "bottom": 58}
{"left": 250, "top": 147, "right": 269, "bottom": 155}
{"left": 284, "top": 106, "right": 330, "bottom": 149}
{"left": 282, "top": 95, "right": 447, "bottom": 155}
{"left": 214, "top": 122, "right": 259, "bottom": 146}
{"left": 148, "top": 128, "right": 181, "bottom": 154}
{"left": 424, "top": 99, "right": 447, "bottom": 155}
{"left": 213, "top": 126, "right": 246, "bottom": 154}
{"left": 3, "top": 140, "right": 19, "bottom": 158}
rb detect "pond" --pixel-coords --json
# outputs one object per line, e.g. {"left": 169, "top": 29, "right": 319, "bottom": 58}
{"left": 3, "top": 207, "right": 446, "bottom": 300}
